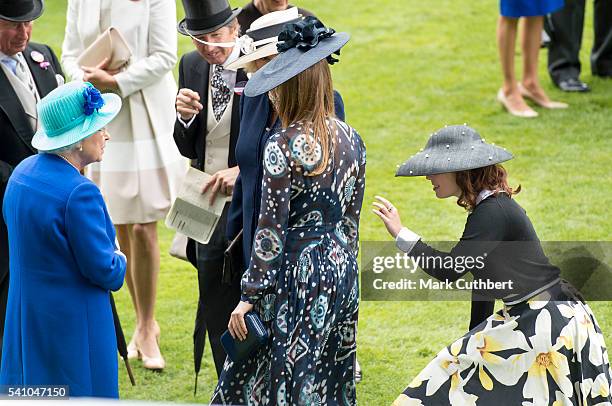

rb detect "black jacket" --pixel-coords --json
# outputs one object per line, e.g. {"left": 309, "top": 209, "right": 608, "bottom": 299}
{"left": 1, "top": 42, "right": 63, "bottom": 282}
{"left": 172, "top": 51, "right": 248, "bottom": 171}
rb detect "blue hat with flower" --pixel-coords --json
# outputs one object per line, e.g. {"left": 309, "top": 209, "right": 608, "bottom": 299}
{"left": 31, "top": 81, "right": 121, "bottom": 152}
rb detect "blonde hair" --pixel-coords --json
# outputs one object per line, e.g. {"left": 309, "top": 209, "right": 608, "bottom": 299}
{"left": 274, "top": 60, "right": 336, "bottom": 176}
{"left": 243, "top": 61, "right": 258, "bottom": 74}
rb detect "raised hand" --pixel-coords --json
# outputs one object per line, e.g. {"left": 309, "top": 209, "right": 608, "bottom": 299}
{"left": 175, "top": 88, "right": 203, "bottom": 121}
{"left": 372, "top": 195, "right": 404, "bottom": 238}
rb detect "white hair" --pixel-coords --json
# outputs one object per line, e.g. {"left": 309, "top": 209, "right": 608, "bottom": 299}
{"left": 45, "top": 141, "right": 83, "bottom": 155}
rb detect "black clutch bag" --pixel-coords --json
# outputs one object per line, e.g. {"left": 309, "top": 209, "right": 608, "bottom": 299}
{"left": 221, "top": 312, "right": 268, "bottom": 363}
{"left": 223, "top": 229, "right": 244, "bottom": 285}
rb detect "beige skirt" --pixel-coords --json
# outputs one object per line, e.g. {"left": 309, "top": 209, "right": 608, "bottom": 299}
{"left": 87, "top": 91, "right": 186, "bottom": 225}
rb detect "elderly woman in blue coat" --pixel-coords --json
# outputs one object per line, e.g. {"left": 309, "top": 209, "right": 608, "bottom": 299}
{"left": 0, "top": 82, "right": 126, "bottom": 398}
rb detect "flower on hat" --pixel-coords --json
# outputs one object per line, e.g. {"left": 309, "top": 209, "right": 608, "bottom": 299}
{"left": 82, "top": 85, "right": 105, "bottom": 116}
{"left": 277, "top": 17, "right": 341, "bottom": 64}
{"left": 237, "top": 35, "right": 256, "bottom": 55}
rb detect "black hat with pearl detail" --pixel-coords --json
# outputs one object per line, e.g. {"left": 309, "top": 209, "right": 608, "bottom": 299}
{"left": 396, "top": 125, "right": 513, "bottom": 177}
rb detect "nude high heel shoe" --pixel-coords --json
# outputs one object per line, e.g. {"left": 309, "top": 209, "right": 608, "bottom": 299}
{"left": 137, "top": 322, "right": 165, "bottom": 371}
{"left": 141, "top": 350, "right": 165, "bottom": 371}
{"left": 127, "top": 335, "right": 140, "bottom": 360}
{"left": 128, "top": 321, "right": 160, "bottom": 360}
{"left": 497, "top": 89, "right": 538, "bottom": 118}
{"left": 518, "top": 83, "right": 568, "bottom": 109}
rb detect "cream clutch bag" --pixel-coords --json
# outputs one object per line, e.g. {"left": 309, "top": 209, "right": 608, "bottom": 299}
{"left": 77, "top": 27, "right": 132, "bottom": 71}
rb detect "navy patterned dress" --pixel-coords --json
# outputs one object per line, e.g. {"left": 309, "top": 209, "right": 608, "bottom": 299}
{"left": 212, "top": 118, "right": 366, "bottom": 405}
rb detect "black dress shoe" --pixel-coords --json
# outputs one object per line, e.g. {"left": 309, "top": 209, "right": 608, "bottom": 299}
{"left": 556, "top": 77, "right": 591, "bottom": 92}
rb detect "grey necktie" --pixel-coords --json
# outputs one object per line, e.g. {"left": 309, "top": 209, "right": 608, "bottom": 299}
{"left": 12, "top": 53, "right": 36, "bottom": 95}
{"left": 211, "top": 64, "right": 230, "bottom": 121}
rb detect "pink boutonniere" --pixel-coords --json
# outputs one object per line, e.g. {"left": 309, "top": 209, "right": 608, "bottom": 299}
{"left": 30, "top": 50, "right": 49, "bottom": 70}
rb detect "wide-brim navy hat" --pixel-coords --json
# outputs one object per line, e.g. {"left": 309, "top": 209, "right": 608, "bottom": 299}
{"left": 32, "top": 82, "right": 121, "bottom": 152}
{"left": 244, "top": 17, "right": 350, "bottom": 97}
{"left": 396, "top": 125, "right": 514, "bottom": 177}
{"left": 0, "top": 0, "right": 43, "bottom": 22}
{"left": 177, "top": 0, "right": 241, "bottom": 36}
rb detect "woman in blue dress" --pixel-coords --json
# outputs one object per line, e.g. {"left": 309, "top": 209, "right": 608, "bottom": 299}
{"left": 212, "top": 18, "right": 365, "bottom": 405}
{"left": 1, "top": 82, "right": 126, "bottom": 397}
{"left": 497, "top": 0, "right": 567, "bottom": 117}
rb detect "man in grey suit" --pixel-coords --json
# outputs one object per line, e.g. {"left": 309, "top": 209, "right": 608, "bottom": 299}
{"left": 0, "top": 0, "right": 63, "bottom": 362}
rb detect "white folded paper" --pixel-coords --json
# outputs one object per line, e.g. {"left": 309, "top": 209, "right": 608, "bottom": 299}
{"left": 165, "top": 168, "right": 226, "bottom": 245}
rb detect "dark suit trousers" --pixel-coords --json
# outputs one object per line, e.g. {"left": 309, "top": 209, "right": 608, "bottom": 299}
{"left": 469, "top": 291, "right": 495, "bottom": 330}
{"left": 545, "top": 0, "right": 612, "bottom": 81}
{"left": 195, "top": 205, "right": 240, "bottom": 377}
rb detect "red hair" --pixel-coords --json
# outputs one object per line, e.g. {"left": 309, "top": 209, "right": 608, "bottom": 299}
{"left": 454, "top": 164, "right": 521, "bottom": 211}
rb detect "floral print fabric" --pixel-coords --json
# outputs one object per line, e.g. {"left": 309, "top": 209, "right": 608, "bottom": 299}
{"left": 212, "top": 118, "right": 366, "bottom": 405}
{"left": 394, "top": 286, "right": 612, "bottom": 406}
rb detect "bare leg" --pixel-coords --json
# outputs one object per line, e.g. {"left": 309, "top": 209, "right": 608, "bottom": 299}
{"left": 129, "top": 222, "right": 163, "bottom": 368}
{"left": 521, "top": 16, "right": 567, "bottom": 107}
{"left": 497, "top": 16, "right": 535, "bottom": 114}
{"left": 116, "top": 224, "right": 139, "bottom": 358}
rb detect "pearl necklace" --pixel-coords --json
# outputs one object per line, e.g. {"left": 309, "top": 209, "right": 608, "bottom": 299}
{"left": 58, "top": 154, "right": 80, "bottom": 172}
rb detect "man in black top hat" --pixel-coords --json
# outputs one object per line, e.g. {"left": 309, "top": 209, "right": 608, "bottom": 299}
{"left": 173, "top": 0, "right": 245, "bottom": 377}
{"left": 0, "top": 0, "right": 63, "bottom": 363}
{"left": 237, "top": 0, "right": 313, "bottom": 33}
{"left": 545, "top": 0, "right": 612, "bottom": 92}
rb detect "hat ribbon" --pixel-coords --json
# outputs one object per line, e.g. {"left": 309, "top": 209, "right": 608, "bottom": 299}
{"left": 44, "top": 107, "right": 114, "bottom": 138}
{"left": 185, "top": 29, "right": 236, "bottom": 48}
{"left": 186, "top": 30, "right": 277, "bottom": 54}
{"left": 276, "top": 16, "right": 341, "bottom": 65}
{"left": 237, "top": 35, "right": 277, "bottom": 55}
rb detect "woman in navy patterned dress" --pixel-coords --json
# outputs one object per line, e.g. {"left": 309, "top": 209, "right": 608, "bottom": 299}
{"left": 212, "top": 20, "right": 364, "bottom": 405}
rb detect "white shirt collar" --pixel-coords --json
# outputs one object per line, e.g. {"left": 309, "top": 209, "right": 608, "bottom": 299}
{"left": 220, "top": 45, "right": 241, "bottom": 71}
{"left": 0, "top": 50, "right": 20, "bottom": 61}
{"left": 475, "top": 189, "right": 496, "bottom": 206}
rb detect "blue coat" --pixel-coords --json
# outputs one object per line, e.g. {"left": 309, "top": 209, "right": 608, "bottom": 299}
{"left": 0, "top": 154, "right": 126, "bottom": 398}
{"left": 226, "top": 92, "right": 345, "bottom": 266}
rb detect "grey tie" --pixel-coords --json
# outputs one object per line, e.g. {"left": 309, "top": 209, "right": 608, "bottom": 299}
{"left": 211, "top": 64, "right": 230, "bottom": 121}
{"left": 12, "top": 54, "right": 36, "bottom": 96}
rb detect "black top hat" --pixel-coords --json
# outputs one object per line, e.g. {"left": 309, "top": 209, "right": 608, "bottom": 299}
{"left": 178, "top": 0, "right": 241, "bottom": 36}
{"left": 0, "top": 0, "right": 43, "bottom": 22}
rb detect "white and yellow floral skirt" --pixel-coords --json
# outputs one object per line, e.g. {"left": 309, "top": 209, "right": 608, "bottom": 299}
{"left": 394, "top": 284, "right": 612, "bottom": 406}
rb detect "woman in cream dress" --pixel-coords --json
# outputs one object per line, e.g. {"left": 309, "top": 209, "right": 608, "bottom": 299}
{"left": 61, "top": 0, "right": 185, "bottom": 370}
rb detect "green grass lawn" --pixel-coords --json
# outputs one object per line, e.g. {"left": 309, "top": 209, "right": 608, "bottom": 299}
{"left": 32, "top": 1, "right": 611, "bottom": 404}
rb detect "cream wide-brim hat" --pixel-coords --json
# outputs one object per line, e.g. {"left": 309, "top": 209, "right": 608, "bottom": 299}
{"left": 226, "top": 42, "right": 278, "bottom": 70}
{"left": 225, "top": 7, "right": 302, "bottom": 71}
